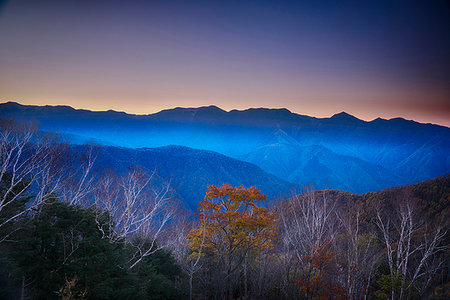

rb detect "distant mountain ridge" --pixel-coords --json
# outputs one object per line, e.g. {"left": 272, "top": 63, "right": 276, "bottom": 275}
{"left": 241, "top": 143, "right": 402, "bottom": 194}
{"left": 1, "top": 101, "right": 449, "bottom": 195}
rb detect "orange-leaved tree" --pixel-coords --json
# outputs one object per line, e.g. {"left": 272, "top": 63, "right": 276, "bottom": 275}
{"left": 186, "top": 183, "right": 278, "bottom": 299}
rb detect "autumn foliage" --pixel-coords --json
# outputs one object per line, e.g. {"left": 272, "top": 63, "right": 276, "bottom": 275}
{"left": 187, "top": 184, "right": 277, "bottom": 254}
{"left": 186, "top": 184, "right": 278, "bottom": 298}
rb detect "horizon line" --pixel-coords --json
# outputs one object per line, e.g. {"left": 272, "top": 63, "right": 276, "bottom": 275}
{"left": 1, "top": 100, "right": 448, "bottom": 128}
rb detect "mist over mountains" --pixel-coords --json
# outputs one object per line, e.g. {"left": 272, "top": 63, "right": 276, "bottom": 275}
{"left": 1, "top": 101, "right": 449, "bottom": 204}
{"left": 92, "top": 145, "right": 293, "bottom": 209}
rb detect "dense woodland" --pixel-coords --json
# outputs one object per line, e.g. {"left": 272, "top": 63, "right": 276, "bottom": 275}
{"left": 0, "top": 119, "right": 449, "bottom": 299}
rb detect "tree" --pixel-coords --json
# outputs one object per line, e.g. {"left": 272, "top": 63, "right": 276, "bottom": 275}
{"left": 0, "top": 119, "right": 96, "bottom": 240}
{"left": 6, "top": 199, "right": 140, "bottom": 299}
{"left": 1, "top": 197, "right": 187, "bottom": 299}
{"left": 168, "top": 215, "right": 205, "bottom": 300}
{"left": 93, "top": 167, "right": 177, "bottom": 270}
{"left": 58, "top": 144, "right": 99, "bottom": 206}
{"left": 0, "top": 119, "right": 66, "bottom": 233}
{"left": 375, "top": 191, "right": 447, "bottom": 299}
{"left": 0, "top": 172, "right": 32, "bottom": 243}
{"left": 337, "top": 204, "right": 380, "bottom": 299}
{"left": 186, "top": 184, "right": 278, "bottom": 299}
{"left": 278, "top": 189, "right": 344, "bottom": 299}
{"left": 129, "top": 239, "right": 186, "bottom": 300}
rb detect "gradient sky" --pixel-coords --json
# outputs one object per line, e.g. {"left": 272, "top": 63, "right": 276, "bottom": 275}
{"left": 0, "top": 0, "right": 449, "bottom": 126}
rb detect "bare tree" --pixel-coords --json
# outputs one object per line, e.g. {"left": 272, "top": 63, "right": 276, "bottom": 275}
{"left": 0, "top": 119, "right": 68, "bottom": 238}
{"left": 93, "top": 167, "right": 177, "bottom": 269}
{"left": 168, "top": 217, "right": 206, "bottom": 300}
{"left": 375, "top": 192, "right": 447, "bottom": 299}
{"left": 279, "top": 188, "right": 338, "bottom": 266}
{"left": 337, "top": 204, "right": 380, "bottom": 299}
{"left": 272, "top": 228, "right": 299, "bottom": 299}
{"left": 278, "top": 188, "right": 341, "bottom": 298}
{"left": 58, "top": 144, "right": 98, "bottom": 206}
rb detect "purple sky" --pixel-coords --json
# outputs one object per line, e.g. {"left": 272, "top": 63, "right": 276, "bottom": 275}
{"left": 0, "top": 0, "right": 449, "bottom": 126}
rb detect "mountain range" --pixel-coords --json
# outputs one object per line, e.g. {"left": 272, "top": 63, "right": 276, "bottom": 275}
{"left": 1, "top": 101, "right": 449, "bottom": 205}
{"left": 91, "top": 145, "right": 293, "bottom": 209}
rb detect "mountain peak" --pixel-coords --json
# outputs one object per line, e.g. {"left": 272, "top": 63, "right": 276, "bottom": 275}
{"left": 159, "top": 105, "right": 226, "bottom": 114}
{"left": 2, "top": 101, "right": 22, "bottom": 107}
{"left": 197, "top": 105, "right": 226, "bottom": 113}
{"left": 331, "top": 111, "right": 357, "bottom": 119}
{"left": 241, "top": 107, "right": 292, "bottom": 114}
{"left": 330, "top": 112, "right": 364, "bottom": 123}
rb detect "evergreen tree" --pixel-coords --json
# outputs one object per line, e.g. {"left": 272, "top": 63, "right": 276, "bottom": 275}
{"left": 7, "top": 200, "right": 140, "bottom": 299}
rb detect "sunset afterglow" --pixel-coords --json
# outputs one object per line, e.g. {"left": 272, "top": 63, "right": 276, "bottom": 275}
{"left": 0, "top": 0, "right": 449, "bottom": 125}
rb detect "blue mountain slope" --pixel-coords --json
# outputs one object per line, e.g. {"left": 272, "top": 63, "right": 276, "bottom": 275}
{"left": 1, "top": 101, "right": 449, "bottom": 194}
{"left": 241, "top": 144, "right": 403, "bottom": 193}
{"left": 92, "top": 145, "right": 294, "bottom": 209}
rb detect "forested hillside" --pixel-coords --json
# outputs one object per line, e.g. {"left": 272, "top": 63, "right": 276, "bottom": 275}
{"left": 92, "top": 145, "right": 293, "bottom": 209}
{"left": 0, "top": 119, "right": 448, "bottom": 299}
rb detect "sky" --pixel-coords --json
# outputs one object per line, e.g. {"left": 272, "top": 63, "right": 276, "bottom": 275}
{"left": 0, "top": 0, "right": 449, "bottom": 126}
